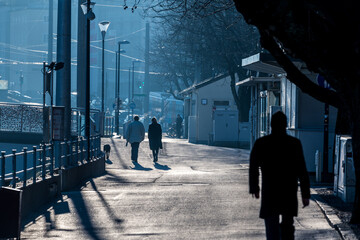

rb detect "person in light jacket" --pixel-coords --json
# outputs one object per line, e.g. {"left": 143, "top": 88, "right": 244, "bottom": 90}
{"left": 148, "top": 117, "right": 162, "bottom": 162}
{"left": 249, "top": 111, "right": 310, "bottom": 240}
{"left": 125, "top": 115, "right": 145, "bottom": 163}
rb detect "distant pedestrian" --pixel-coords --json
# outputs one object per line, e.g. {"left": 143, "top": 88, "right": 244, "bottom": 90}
{"left": 176, "top": 114, "right": 183, "bottom": 138}
{"left": 249, "top": 111, "right": 310, "bottom": 240}
{"left": 125, "top": 115, "right": 145, "bottom": 163}
{"left": 148, "top": 117, "right": 162, "bottom": 163}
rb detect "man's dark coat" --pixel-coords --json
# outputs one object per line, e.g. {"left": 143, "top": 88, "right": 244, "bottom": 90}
{"left": 148, "top": 123, "right": 162, "bottom": 150}
{"left": 249, "top": 132, "right": 310, "bottom": 218}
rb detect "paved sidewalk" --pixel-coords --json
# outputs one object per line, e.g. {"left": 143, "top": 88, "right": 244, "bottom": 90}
{"left": 21, "top": 137, "right": 351, "bottom": 239}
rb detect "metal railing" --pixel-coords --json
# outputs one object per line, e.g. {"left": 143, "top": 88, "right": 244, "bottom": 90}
{"left": 104, "top": 116, "right": 115, "bottom": 137}
{"left": 0, "top": 135, "right": 102, "bottom": 189}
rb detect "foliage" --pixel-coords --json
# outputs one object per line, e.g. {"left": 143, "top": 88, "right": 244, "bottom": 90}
{"left": 142, "top": 0, "right": 260, "bottom": 99}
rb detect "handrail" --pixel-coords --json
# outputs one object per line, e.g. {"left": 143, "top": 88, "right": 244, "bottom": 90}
{"left": 0, "top": 134, "right": 102, "bottom": 189}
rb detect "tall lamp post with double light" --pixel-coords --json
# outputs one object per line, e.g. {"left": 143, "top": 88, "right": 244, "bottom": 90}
{"left": 115, "top": 40, "right": 130, "bottom": 136}
{"left": 98, "top": 21, "right": 110, "bottom": 114}
{"left": 81, "top": 0, "right": 95, "bottom": 161}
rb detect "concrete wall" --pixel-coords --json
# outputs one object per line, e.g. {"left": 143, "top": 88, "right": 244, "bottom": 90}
{"left": 285, "top": 79, "right": 337, "bottom": 173}
{"left": 21, "top": 175, "right": 61, "bottom": 218}
{"left": 288, "top": 129, "right": 335, "bottom": 173}
{"left": 61, "top": 156, "right": 106, "bottom": 191}
{"left": 0, "top": 132, "right": 43, "bottom": 145}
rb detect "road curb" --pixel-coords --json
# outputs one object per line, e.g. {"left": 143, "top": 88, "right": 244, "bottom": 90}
{"left": 311, "top": 189, "right": 358, "bottom": 240}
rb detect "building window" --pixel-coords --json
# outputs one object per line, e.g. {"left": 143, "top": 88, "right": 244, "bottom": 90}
{"left": 201, "top": 99, "right": 207, "bottom": 105}
{"left": 214, "top": 100, "right": 229, "bottom": 106}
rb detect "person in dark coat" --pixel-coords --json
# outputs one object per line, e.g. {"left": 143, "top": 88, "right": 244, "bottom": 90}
{"left": 175, "top": 114, "right": 183, "bottom": 138}
{"left": 148, "top": 117, "right": 162, "bottom": 162}
{"left": 249, "top": 111, "right": 310, "bottom": 240}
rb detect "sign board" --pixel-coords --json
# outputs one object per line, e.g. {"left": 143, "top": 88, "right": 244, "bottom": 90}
{"left": 52, "top": 106, "right": 65, "bottom": 141}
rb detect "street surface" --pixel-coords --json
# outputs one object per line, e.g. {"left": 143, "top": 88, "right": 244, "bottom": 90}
{"left": 21, "top": 137, "right": 342, "bottom": 239}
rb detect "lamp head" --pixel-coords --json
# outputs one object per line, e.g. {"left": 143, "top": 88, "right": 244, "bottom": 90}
{"left": 54, "top": 62, "right": 64, "bottom": 70}
{"left": 81, "top": 1, "right": 96, "bottom": 20}
{"left": 119, "top": 40, "right": 130, "bottom": 45}
{"left": 81, "top": 1, "right": 95, "bottom": 14}
{"left": 98, "top": 21, "right": 110, "bottom": 33}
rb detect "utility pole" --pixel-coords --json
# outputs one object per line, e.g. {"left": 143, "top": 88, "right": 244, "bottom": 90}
{"left": 77, "top": 0, "right": 86, "bottom": 109}
{"left": 56, "top": 0, "right": 71, "bottom": 140}
{"left": 48, "top": 0, "right": 53, "bottom": 64}
{"left": 144, "top": 22, "right": 150, "bottom": 127}
{"left": 128, "top": 67, "right": 131, "bottom": 119}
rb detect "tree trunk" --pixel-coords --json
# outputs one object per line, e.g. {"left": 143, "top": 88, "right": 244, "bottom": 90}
{"left": 229, "top": 71, "right": 242, "bottom": 119}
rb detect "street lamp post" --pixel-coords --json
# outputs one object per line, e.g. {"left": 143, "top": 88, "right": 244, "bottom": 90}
{"left": 131, "top": 60, "right": 141, "bottom": 119}
{"left": 128, "top": 67, "right": 131, "bottom": 120}
{"left": 115, "top": 40, "right": 129, "bottom": 135}
{"left": 98, "top": 21, "right": 110, "bottom": 113}
{"left": 81, "top": 0, "right": 95, "bottom": 161}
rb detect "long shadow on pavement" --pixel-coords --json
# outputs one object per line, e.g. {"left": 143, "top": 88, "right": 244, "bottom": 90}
{"left": 130, "top": 162, "right": 153, "bottom": 171}
{"left": 110, "top": 138, "right": 129, "bottom": 169}
{"left": 88, "top": 179, "right": 124, "bottom": 225}
{"left": 154, "top": 162, "right": 171, "bottom": 171}
{"left": 65, "top": 189, "right": 103, "bottom": 240}
{"left": 22, "top": 195, "right": 71, "bottom": 234}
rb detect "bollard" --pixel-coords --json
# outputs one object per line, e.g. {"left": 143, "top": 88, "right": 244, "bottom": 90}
{"left": 315, "top": 150, "right": 322, "bottom": 183}
{"left": 23, "top": 147, "right": 28, "bottom": 188}
{"left": 42, "top": 144, "right": 46, "bottom": 180}
{"left": 33, "top": 146, "right": 37, "bottom": 184}
{"left": 12, "top": 149, "right": 16, "bottom": 188}
{"left": 1, "top": 151, "right": 5, "bottom": 187}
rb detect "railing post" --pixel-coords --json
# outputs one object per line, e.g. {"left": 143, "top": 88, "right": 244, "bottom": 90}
{"left": 80, "top": 137, "right": 84, "bottom": 163}
{"left": 1, "top": 151, "right": 5, "bottom": 187}
{"left": 59, "top": 142, "right": 63, "bottom": 169}
{"left": 50, "top": 143, "right": 54, "bottom": 177}
{"left": 12, "top": 149, "right": 16, "bottom": 188}
{"left": 98, "top": 135, "right": 101, "bottom": 157}
{"left": 90, "top": 136, "right": 93, "bottom": 160}
{"left": 67, "top": 140, "right": 71, "bottom": 166}
{"left": 23, "top": 147, "right": 28, "bottom": 188}
{"left": 71, "top": 140, "right": 75, "bottom": 165}
{"left": 42, "top": 144, "right": 46, "bottom": 180}
{"left": 85, "top": 137, "right": 88, "bottom": 161}
{"left": 33, "top": 146, "right": 37, "bottom": 184}
{"left": 76, "top": 137, "right": 79, "bottom": 163}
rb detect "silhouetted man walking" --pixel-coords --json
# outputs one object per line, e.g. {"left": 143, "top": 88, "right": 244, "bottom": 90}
{"left": 126, "top": 115, "right": 145, "bottom": 163}
{"left": 249, "top": 111, "right": 310, "bottom": 240}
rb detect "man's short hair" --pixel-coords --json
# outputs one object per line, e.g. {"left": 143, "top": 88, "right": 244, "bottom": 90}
{"left": 271, "top": 111, "right": 287, "bottom": 130}
{"left": 134, "top": 115, "right": 139, "bottom": 121}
